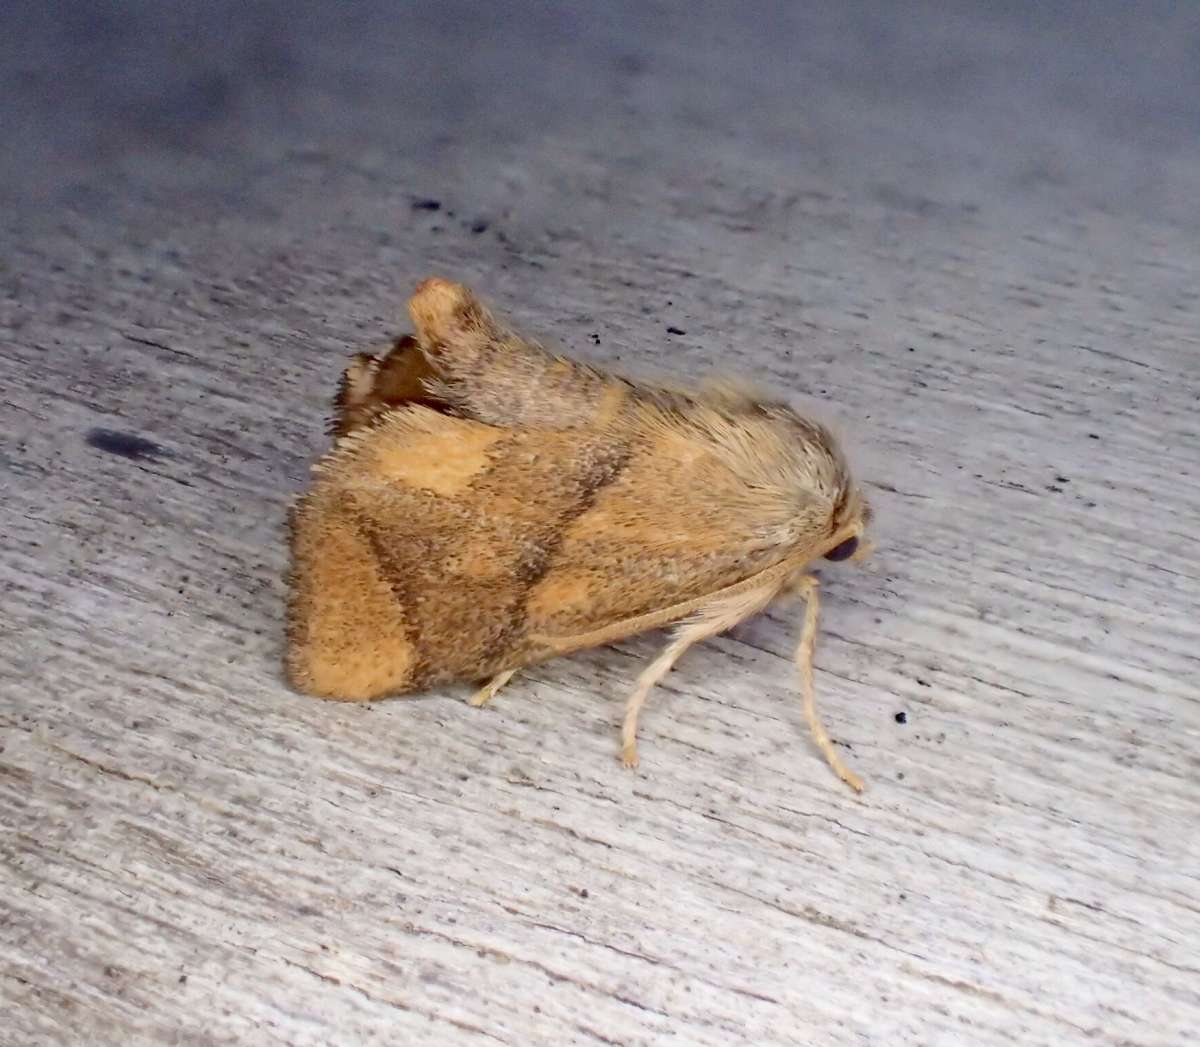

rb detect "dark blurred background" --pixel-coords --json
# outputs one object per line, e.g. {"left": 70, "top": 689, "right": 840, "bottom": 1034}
{"left": 4, "top": 0, "right": 1200, "bottom": 232}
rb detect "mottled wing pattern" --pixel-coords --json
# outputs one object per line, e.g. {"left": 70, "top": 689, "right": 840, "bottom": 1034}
{"left": 289, "top": 407, "right": 624, "bottom": 697}
{"left": 519, "top": 413, "right": 816, "bottom": 642}
{"left": 288, "top": 277, "right": 845, "bottom": 701}
{"left": 287, "top": 406, "right": 819, "bottom": 699}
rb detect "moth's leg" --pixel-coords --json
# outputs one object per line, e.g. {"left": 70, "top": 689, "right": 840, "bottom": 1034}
{"left": 620, "top": 582, "right": 781, "bottom": 768}
{"left": 792, "top": 575, "right": 865, "bottom": 793}
{"left": 469, "top": 668, "right": 517, "bottom": 708}
{"left": 621, "top": 625, "right": 714, "bottom": 768}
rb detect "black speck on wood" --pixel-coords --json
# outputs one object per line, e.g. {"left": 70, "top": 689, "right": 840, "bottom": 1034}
{"left": 667, "top": 326, "right": 685, "bottom": 335}
{"left": 86, "top": 428, "right": 166, "bottom": 461}
{"left": 894, "top": 711, "right": 908, "bottom": 724}
{"left": 412, "top": 199, "right": 441, "bottom": 211}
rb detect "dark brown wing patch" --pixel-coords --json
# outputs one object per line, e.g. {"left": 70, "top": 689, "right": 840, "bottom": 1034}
{"left": 330, "top": 335, "right": 451, "bottom": 438}
{"left": 291, "top": 407, "right": 636, "bottom": 694}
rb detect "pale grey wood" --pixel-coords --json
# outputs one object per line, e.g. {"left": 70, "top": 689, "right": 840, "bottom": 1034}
{"left": 2, "top": 3, "right": 1198, "bottom": 1046}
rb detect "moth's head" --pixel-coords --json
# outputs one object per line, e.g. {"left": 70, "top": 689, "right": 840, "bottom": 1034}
{"left": 823, "top": 486, "right": 873, "bottom": 563}
{"left": 767, "top": 406, "right": 872, "bottom": 564}
{"left": 680, "top": 391, "right": 874, "bottom": 564}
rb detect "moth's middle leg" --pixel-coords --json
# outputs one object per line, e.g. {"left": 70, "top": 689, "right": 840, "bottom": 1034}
{"left": 469, "top": 668, "right": 517, "bottom": 708}
{"left": 620, "top": 582, "right": 781, "bottom": 768}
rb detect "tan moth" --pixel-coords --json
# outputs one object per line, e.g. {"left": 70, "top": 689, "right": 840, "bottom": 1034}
{"left": 286, "top": 278, "right": 873, "bottom": 791}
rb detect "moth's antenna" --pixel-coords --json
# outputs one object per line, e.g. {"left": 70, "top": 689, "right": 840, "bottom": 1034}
{"left": 794, "top": 578, "right": 865, "bottom": 793}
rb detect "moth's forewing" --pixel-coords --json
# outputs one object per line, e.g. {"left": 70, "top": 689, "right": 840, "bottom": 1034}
{"left": 286, "top": 402, "right": 826, "bottom": 699}
{"left": 288, "top": 408, "right": 629, "bottom": 698}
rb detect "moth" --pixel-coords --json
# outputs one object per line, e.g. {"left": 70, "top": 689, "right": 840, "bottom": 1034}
{"left": 287, "top": 278, "right": 873, "bottom": 791}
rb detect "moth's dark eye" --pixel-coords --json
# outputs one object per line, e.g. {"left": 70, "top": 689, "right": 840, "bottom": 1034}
{"left": 824, "top": 536, "right": 859, "bottom": 561}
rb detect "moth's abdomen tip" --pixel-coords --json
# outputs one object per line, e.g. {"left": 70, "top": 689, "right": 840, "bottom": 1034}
{"left": 413, "top": 275, "right": 459, "bottom": 299}
{"left": 409, "top": 276, "right": 482, "bottom": 343}
{"left": 411, "top": 276, "right": 468, "bottom": 316}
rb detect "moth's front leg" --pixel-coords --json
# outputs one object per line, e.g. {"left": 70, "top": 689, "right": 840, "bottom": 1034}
{"left": 791, "top": 574, "right": 865, "bottom": 793}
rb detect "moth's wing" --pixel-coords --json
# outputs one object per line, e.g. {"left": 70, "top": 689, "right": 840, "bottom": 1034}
{"left": 406, "top": 277, "right": 626, "bottom": 429}
{"left": 329, "top": 335, "right": 448, "bottom": 438}
{"left": 519, "top": 401, "right": 839, "bottom": 649}
{"left": 287, "top": 405, "right": 630, "bottom": 699}
{"left": 327, "top": 279, "right": 621, "bottom": 437}
{"left": 288, "top": 399, "right": 838, "bottom": 700}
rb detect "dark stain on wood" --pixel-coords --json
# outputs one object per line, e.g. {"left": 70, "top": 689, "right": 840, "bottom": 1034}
{"left": 86, "top": 428, "right": 168, "bottom": 461}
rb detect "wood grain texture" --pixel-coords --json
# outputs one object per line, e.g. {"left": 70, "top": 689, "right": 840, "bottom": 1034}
{"left": 2, "top": 3, "right": 1198, "bottom": 1045}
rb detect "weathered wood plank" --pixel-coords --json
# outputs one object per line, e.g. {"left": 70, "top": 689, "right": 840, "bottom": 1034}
{"left": 2, "top": 3, "right": 1198, "bottom": 1045}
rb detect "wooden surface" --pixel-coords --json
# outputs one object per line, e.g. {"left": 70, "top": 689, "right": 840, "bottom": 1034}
{"left": 2, "top": 3, "right": 1198, "bottom": 1044}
